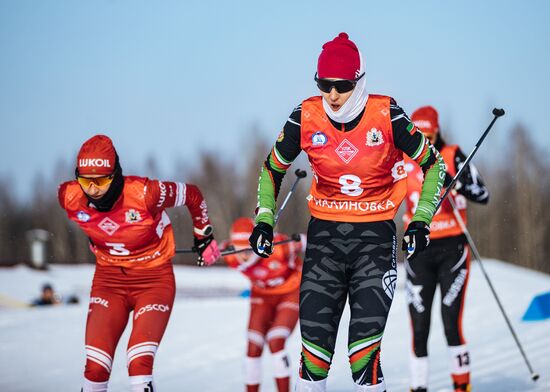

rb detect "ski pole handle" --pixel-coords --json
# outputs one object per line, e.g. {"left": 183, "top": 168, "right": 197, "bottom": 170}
{"left": 220, "top": 234, "right": 301, "bottom": 256}
{"left": 177, "top": 234, "right": 302, "bottom": 256}
{"left": 175, "top": 247, "right": 196, "bottom": 254}
{"left": 176, "top": 169, "right": 306, "bottom": 255}
{"left": 436, "top": 108, "right": 504, "bottom": 212}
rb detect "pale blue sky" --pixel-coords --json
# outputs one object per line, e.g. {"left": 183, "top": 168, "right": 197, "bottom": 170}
{"left": 1, "top": 0, "right": 549, "bottom": 199}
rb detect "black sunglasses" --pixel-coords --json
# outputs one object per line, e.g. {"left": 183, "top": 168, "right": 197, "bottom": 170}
{"left": 314, "top": 72, "right": 365, "bottom": 93}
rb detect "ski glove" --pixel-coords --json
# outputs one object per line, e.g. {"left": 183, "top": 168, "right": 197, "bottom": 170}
{"left": 402, "top": 221, "right": 430, "bottom": 260}
{"left": 194, "top": 231, "right": 221, "bottom": 266}
{"left": 249, "top": 222, "right": 273, "bottom": 258}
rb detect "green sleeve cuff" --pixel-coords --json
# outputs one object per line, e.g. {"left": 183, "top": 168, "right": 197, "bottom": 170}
{"left": 255, "top": 210, "right": 274, "bottom": 226}
{"left": 256, "top": 165, "right": 277, "bottom": 226}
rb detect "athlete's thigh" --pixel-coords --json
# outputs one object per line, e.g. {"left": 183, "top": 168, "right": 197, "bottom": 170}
{"left": 271, "top": 287, "right": 300, "bottom": 334}
{"left": 348, "top": 220, "right": 397, "bottom": 339}
{"left": 438, "top": 238, "right": 470, "bottom": 330}
{"left": 128, "top": 277, "right": 176, "bottom": 351}
{"left": 406, "top": 241, "right": 439, "bottom": 319}
{"left": 300, "top": 218, "right": 348, "bottom": 351}
{"left": 248, "top": 293, "right": 276, "bottom": 336}
{"left": 86, "top": 286, "right": 131, "bottom": 357}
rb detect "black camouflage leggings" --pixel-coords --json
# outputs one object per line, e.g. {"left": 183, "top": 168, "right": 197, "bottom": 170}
{"left": 299, "top": 217, "right": 397, "bottom": 386}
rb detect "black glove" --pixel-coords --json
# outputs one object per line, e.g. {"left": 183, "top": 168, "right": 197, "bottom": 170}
{"left": 193, "top": 225, "right": 217, "bottom": 266}
{"left": 291, "top": 233, "right": 301, "bottom": 242}
{"left": 249, "top": 222, "right": 273, "bottom": 258}
{"left": 402, "top": 221, "right": 430, "bottom": 260}
{"left": 193, "top": 234, "right": 214, "bottom": 266}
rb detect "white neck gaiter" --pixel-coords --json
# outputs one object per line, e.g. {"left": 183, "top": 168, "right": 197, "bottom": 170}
{"left": 322, "top": 51, "right": 368, "bottom": 124}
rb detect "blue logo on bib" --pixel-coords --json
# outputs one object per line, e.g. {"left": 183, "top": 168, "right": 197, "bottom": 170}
{"left": 77, "top": 211, "right": 91, "bottom": 222}
{"left": 312, "top": 131, "right": 328, "bottom": 146}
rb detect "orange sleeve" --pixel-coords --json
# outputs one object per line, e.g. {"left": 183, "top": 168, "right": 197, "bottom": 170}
{"left": 144, "top": 179, "right": 185, "bottom": 214}
{"left": 145, "top": 180, "right": 212, "bottom": 236}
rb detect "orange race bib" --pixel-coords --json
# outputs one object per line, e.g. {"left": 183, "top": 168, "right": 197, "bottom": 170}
{"left": 404, "top": 145, "right": 467, "bottom": 239}
{"left": 60, "top": 177, "right": 176, "bottom": 269}
{"left": 300, "top": 95, "right": 407, "bottom": 222}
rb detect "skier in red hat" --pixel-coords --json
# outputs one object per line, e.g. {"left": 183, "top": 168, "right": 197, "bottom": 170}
{"left": 223, "top": 217, "right": 306, "bottom": 392}
{"left": 58, "top": 134, "right": 221, "bottom": 392}
{"left": 404, "top": 106, "right": 489, "bottom": 392}
{"left": 249, "top": 33, "right": 446, "bottom": 391}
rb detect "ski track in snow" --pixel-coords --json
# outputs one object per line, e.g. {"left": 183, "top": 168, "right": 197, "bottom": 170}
{"left": 0, "top": 259, "right": 549, "bottom": 391}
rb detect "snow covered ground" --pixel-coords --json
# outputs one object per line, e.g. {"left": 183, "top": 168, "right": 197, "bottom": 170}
{"left": 0, "top": 259, "right": 549, "bottom": 392}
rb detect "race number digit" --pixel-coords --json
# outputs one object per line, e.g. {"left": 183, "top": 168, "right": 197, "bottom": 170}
{"left": 339, "top": 174, "right": 363, "bottom": 197}
{"left": 105, "top": 242, "right": 130, "bottom": 256}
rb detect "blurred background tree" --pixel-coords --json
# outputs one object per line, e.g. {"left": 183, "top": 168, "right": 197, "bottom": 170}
{"left": 0, "top": 124, "right": 548, "bottom": 273}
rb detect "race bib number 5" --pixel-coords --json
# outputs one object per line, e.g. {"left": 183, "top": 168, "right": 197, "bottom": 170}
{"left": 105, "top": 242, "right": 130, "bottom": 256}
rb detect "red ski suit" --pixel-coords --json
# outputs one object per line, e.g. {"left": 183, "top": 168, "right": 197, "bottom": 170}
{"left": 59, "top": 176, "right": 211, "bottom": 382}
{"left": 224, "top": 234, "right": 305, "bottom": 356}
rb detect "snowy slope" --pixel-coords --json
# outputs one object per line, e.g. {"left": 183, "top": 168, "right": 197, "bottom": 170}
{"left": 0, "top": 260, "right": 549, "bottom": 392}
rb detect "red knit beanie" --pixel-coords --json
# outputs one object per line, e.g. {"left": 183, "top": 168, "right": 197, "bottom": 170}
{"left": 317, "top": 32, "right": 361, "bottom": 80}
{"left": 77, "top": 135, "right": 117, "bottom": 175}
{"left": 230, "top": 217, "right": 255, "bottom": 246}
{"left": 411, "top": 106, "right": 440, "bottom": 136}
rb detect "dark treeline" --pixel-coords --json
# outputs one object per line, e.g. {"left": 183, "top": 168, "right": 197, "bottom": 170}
{"left": 0, "top": 125, "right": 548, "bottom": 274}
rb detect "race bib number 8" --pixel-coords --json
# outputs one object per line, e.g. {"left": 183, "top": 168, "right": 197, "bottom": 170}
{"left": 391, "top": 160, "right": 407, "bottom": 182}
{"left": 339, "top": 174, "right": 363, "bottom": 196}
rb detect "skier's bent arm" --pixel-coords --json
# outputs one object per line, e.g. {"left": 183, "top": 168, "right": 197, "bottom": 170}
{"left": 414, "top": 142, "right": 446, "bottom": 224}
{"left": 391, "top": 100, "right": 446, "bottom": 225}
{"left": 256, "top": 105, "right": 302, "bottom": 226}
{"left": 453, "top": 148, "right": 490, "bottom": 204}
{"left": 144, "top": 180, "right": 213, "bottom": 235}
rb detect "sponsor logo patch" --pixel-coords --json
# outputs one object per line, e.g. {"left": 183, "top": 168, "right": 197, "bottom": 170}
{"left": 406, "top": 281, "right": 425, "bottom": 313}
{"left": 78, "top": 158, "right": 111, "bottom": 168}
{"left": 125, "top": 209, "right": 142, "bottom": 223}
{"left": 156, "top": 181, "right": 167, "bottom": 207}
{"left": 98, "top": 217, "right": 119, "bottom": 236}
{"left": 311, "top": 131, "right": 328, "bottom": 146}
{"left": 366, "top": 128, "right": 384, "bottom": 147}
{"left": 443, "top": 269, "right": 468, "bottom": 306}
{"left": 277, "top": 130, "right": 285, "bottom": 143}
{"left": 382, "top": 269, "right": 397, "bottom": 299}
{"left": 308, "top": 195, "right": 395, "bottom": 212}
{"left": 90, "top": 296, "right": 109, "bottom": 308}
{"left": 77, "top": 210, "right": 91, "bottom": 222}
{"left": 335, "top": 139, "right": 358, "bottom": 164}
{"left": 134, "top": 303, "right": 171, "bottom": 320}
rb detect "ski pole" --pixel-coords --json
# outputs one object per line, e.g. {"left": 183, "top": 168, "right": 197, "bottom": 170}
{"left": 221, "top": 234, "right": 301, "bottom": 256}
{"left": 447, "top": 194, "right": 540, "bottom": 382}
{"left": 274, "top": 168, "right": 308, "bottom": 225}
{"left": 175, "top": 169, "right": 307, "bottom": 255}
{"left": 175, "top": 248, "right": 198, "bottom": 254}
{"left": 436, "top": 108, "right": 504, "bottom": 212}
